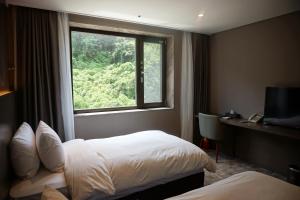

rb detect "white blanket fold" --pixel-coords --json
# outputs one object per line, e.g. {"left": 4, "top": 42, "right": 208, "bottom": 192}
{"left": 165, "top": 171, "right": 300, "bottom": 200}
{"left": 63, "top": 139, "right": 116, "bottom": 200}
{"left": 63, "top": 131, "right": 216, "bottom": 200}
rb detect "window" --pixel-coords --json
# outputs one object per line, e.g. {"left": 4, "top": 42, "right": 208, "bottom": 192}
{"left": 70, "top": 28, "right": 166, "bottom": 113}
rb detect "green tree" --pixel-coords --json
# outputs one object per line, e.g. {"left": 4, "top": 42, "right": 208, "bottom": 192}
{"left": 71, "top": 31, "right": 161, "bottom": 110}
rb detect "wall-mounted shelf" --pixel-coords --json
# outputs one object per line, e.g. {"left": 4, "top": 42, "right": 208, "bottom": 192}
{"left": 0, "top": 6, "right": 17, "bottom": 93}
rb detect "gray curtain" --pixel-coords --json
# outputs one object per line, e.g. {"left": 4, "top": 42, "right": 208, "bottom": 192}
{"left": 192, "top": 33, "right": 210, "bottom": 144}
{"left": 0, "top": 4, "right": 9, "bottom": 91}
{"left": 181, "top": 32, "right": 194, "bottom": 142}
{"left": 16, "top": 7, "right": 65, "bottom": 141}
{"left": 57, "top": 13, "right": 75, "bottom": 141}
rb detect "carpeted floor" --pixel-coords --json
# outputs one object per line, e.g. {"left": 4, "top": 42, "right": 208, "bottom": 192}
{"left": 204, "top": 150, "right": 286, "bottom": 186}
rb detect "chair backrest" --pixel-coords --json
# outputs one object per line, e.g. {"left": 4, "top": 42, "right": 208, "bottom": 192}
{"left": 198, "top": 113, "right": 224, "bottom": 141}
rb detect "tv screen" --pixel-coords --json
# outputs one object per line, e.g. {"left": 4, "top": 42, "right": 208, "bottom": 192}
{"left": 264, "top": 87, "right": 300, "bottom": 128}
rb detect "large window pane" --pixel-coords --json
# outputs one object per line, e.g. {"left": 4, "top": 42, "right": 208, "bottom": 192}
{"left": 143, "top": 42, "right": 163, "bottom": 103}
{"left": 71, "top": 31, "right": 136, "bottom": 110}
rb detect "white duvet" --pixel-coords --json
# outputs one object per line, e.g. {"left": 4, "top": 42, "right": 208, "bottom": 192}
{"left": 63, "top": 130, "right": 216, "bottom": 200}
{"left": 165, "top": 171, "right": 300, "bottom": 200}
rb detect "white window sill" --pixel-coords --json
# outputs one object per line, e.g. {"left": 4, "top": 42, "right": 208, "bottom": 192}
{"left": 74, "top": 107, "right": 174, "bottom": 117}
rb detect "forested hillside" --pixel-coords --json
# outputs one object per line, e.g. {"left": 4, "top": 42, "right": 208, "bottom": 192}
{"left": 71, "top": 31, "right": 161, "bottom": 110}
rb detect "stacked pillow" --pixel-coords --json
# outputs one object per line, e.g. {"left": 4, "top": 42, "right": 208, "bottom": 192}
{"left": 10, "top": 122, "right": 40, "bottom": 178}
{"left": 10, "top": 121, "right": 65, "bottom": 179}
{"left": 36, "top": 121, "right": 65, "bottom": 172}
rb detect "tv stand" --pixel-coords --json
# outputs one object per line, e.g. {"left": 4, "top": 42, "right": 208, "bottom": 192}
{"left": 220, "top": 118, "right": 300, "bottom": 140}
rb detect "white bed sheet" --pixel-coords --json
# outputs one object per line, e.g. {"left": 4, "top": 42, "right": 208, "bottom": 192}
{"left": 89, "top": 169, "right": 203, "bottom": 200}
{"left": 64, "top": 130, "right": 215, "bottom": 200}
{"left": 165, "top": 171, "right": 300, "bottom": 200}
{"left": 10, "top": 168, "right": 67, "bottom": 199}
{"left": 85, "top": 130, "right": 215, "bottom": 192}
{"left": 10, "top": 169, "right": 202, "bottom": 200}
{"left": 11, "top": 130, "right": 215, "bottom": 200}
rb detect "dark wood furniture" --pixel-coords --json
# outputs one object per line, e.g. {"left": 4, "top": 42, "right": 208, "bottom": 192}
{"left": 0, "top": 90, "right": 16, "bottom": 200}
{"left": 219, "top": 118, "right": 300, "bottom": 175}
{"left": 117, "top": 172, "right": 204, "bottom": 200}
{"left": 220, "top": 118, "right": 300, "bottom": 140}
{"left": 0, "top": 125, "right": 13, "bottom": 200}
{"left": 0, "top": 3, "right": 16, "bottom": 96}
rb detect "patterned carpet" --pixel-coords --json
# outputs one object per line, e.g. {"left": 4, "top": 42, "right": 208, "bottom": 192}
{"left": 204, "top": 150, "right": 286, "bottom": 186}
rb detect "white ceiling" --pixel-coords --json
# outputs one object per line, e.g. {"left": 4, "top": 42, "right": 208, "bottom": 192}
{"left": 7, "top": 0, "right": 300, "bottom": 34}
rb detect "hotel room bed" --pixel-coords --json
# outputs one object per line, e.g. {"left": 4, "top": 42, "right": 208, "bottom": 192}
{"left": 10, "top": 168, "right": 203, "bottom": 200}
{"left": 165, "top": 171, "right": 300, "bottom": 200}
{"left": 5, "top": 130, "right": 215, "bottom": 200}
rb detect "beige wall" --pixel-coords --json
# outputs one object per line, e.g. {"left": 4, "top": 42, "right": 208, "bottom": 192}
{"left": 209, "top": 11, "right": 300, "bottom": 118}
{"left": 69, "top": 14, "right": 183, "bottom": 139}
{"left": 209, "top": 11, "right": 300, "bottom": 174}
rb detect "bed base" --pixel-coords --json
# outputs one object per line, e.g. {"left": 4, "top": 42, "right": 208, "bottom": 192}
{"left": 13, "top": 172, "right": 204, "bottom": 200}
{"left": 117, "top": 172, "right": 204, "bottom": 200}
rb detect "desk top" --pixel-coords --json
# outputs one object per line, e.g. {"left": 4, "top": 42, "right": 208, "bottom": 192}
{"left": 220, "top": 118, "right": 300, "bottom": 140}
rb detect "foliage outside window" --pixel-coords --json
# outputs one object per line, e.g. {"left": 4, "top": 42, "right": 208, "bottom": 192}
{"left": 71, "top": 28, "right": 166, "bottom": 113}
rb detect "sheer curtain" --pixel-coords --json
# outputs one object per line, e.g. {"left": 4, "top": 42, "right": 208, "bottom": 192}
{"left": 180, "top": 32, "right": 194, "bottom": 142}
{"left": 57, "top": 13, "right": 75, "bottom": 141}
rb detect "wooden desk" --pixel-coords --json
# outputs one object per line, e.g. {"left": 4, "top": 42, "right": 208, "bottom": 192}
{"left": 220, "top": 118, "right": 300, "bottom": 140}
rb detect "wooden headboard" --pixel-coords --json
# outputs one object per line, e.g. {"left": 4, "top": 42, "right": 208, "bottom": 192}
{"left": 0, "top": 125, "right": 12, "bottom": 199}
{"left": 0, "top": 92, "right": 17, "bottom": 199}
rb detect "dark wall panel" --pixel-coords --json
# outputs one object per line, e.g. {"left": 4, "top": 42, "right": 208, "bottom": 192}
{"left": 0, "top": 92, "right": 17, "bottom": 130}
{"left": 0, "top": 3, "right": 9, "bottom": 90}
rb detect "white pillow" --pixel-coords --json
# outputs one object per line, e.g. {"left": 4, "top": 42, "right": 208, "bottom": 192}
{"left": 10, "top": 122, "right": 40, "bottom": 179}
{"left": 36, "top": 121, "right": 65, "bottom": 172}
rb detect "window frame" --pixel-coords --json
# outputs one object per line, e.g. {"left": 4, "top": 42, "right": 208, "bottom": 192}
{"left": 70, "top": 27, "right": 167, "bottom": 114}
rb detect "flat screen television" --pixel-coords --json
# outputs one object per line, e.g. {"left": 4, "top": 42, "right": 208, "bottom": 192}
{"left": 264, "top": 87, "right": 300, "bottom": 129}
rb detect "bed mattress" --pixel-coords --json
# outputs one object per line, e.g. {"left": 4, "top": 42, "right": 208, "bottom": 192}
{"left": 165, "top": 171, "right": 300, "bottom": 200}
{"left": 10, "top": 168, "right": 68, "bottom": 199}
{"left": 10, "top": 169, "right": 203, "bottom": 200}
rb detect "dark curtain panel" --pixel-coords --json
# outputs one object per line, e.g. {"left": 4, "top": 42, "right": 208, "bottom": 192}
{"left": 192, "top": 33, "right": 210, "bottom": 145}
{"left": 16, "top": 7, "right": 65, "bottom": 141}
{"left": 0, "top": 3, "right": 9, "bottom": 91}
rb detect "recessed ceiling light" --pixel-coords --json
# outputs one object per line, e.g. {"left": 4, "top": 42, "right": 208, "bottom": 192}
{"left": 198, "top": 13, "right": 204, "bottom": 17}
